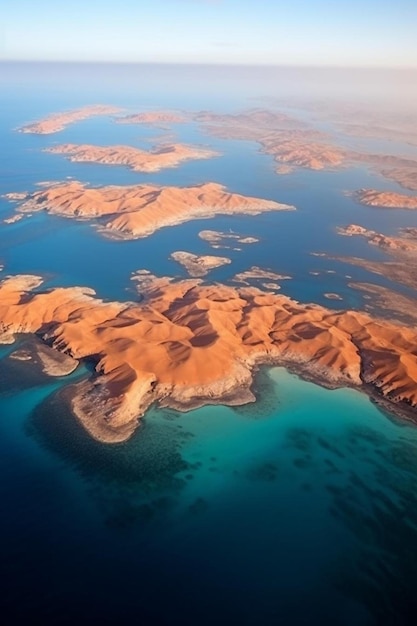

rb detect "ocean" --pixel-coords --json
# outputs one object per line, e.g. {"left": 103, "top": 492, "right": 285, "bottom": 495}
{"left": 1, "top": 62, "right": 417, "bottom": 625}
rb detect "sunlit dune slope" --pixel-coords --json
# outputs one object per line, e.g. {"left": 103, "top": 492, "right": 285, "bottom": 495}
{"left": 1, "top": 275, "right": 416, "bottom": 443}
{"left": 9, "top": 181, "right": 293, "bottom": 239}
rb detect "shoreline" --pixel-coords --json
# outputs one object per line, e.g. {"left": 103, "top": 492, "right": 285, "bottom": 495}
{"left": 63, "top": 351, "right": 417, "bottom": 445}
{"left": 1, "top": 274, "right": 417, "bottom": 445}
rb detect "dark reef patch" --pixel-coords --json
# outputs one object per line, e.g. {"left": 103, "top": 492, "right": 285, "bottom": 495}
{"left": 26, "top": 388, "right": 194, "bottom": 528}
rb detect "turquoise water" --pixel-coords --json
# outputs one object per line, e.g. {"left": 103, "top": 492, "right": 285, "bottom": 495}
{"left": 1, "top": 63, "right": 417, "bottom": 624}
{"left": 2, "top": 367, "right": 417, "bottom": 624}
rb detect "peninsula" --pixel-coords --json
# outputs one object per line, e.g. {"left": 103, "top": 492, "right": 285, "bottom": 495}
{"left": 337, "top": 224, "right": 417, "bottom": 255}
{"left": 195, "top": 109, "right": 346, "bottom": 170}
{"left": 1, "top": 273, "right": 417, "bottom": 444}
{"left": 333, "top": 224, "right": 417, "bottom": 295}
{"left": 354, "top": 189, "right": 417, "bottom": 210}
{"left": 18, "top": 105, "right": 121, "bottom": 134}
{"left": 7, "top": 181, "right": 294, "bottom": 240}
{"left": 45, "top": 143, "right": 219, "bottom": 173}
{"left": 378, "top": 169, "right": 417, "bottom": 192}
{"left": 196, "top": 108, "right": 417, "bottom": 184}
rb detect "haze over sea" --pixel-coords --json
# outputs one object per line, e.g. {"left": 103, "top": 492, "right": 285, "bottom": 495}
{"left": 1, "top": 63, "right": 417, "bottom": 625}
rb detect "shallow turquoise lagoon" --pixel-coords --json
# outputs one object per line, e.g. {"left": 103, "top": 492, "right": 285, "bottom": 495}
{"left": 1, "top": 366, "right": 417, "bottom": 624}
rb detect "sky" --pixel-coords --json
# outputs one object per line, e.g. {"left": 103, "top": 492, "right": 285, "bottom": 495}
{"left": 1, "top": 0, "right": 416, "bottom": 67}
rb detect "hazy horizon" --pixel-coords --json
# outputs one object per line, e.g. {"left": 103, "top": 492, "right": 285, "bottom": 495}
{"left": 2, "top": 0, "right": 416, "bottom": 68}
{"left": 2, "top": 61, "right": 416, "bottom": 115}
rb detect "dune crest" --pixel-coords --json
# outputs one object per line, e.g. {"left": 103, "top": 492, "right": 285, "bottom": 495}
{"left": 1, "top": 274, "right": 417, "bottom": 443}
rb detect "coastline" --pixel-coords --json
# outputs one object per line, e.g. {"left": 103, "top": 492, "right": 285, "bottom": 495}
{"left": 1, "top": 273, "right": 417, "bottom": 445}
{"left": 63, "top": 350, "right": 416, "bottom": 445}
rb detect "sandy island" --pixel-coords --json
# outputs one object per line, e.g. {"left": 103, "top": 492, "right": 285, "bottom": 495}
{"left": 199, "top": 229, "right": 259, "bottom": 249}
{"left": 337, "top": 224, "right": 417, "bottom": 256}
{"left": 324, "top": 293, "right": 343, "bottom": 301}
{"left": 170, "top": 251, "right": 231, "bottom": 277}
{"left": 354, "top": 189, "right": 417, "bottom": 210}
{"left": 18, "top": 105, "right": 121, "bottom": 134}
{"left": 45, "top": 143, "right": 219, "bottom": 173}
{"left": 232, "top": 266, "right": 291, "bottom": 285}
{"left": 1, "top": 273, "right": 417, "bottom": 443}
{"left": 6, "top": 180, "right": 294, "bottom": 240}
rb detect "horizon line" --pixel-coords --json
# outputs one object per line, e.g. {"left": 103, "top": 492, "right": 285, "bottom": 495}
{"left": 1, "top": 59, "right": 417, "bottom": 71}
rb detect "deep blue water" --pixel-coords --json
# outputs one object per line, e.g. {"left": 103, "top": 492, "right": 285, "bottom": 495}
{"left": 1, "top": 63, "right": 417, "bottom": 625}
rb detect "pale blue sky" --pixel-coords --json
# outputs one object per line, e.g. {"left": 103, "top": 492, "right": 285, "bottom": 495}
{"left": 1, "top": 0, "right": 416, "bottom": 67}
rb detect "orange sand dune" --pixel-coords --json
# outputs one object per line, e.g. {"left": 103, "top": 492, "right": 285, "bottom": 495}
{"left": 46, "top": 143, "right": 218, "bottom": 173}
{"left": 354, "top": 189, "right": 417, "bottom": 210}
{"left": 18, "top": 105, "right": 122, "bottom": 134}
{"left": 8, "top": 181, "right": 293, "bottom": 240}
{"left": 1, "top": 274, "right": 417, "bottom": 443}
